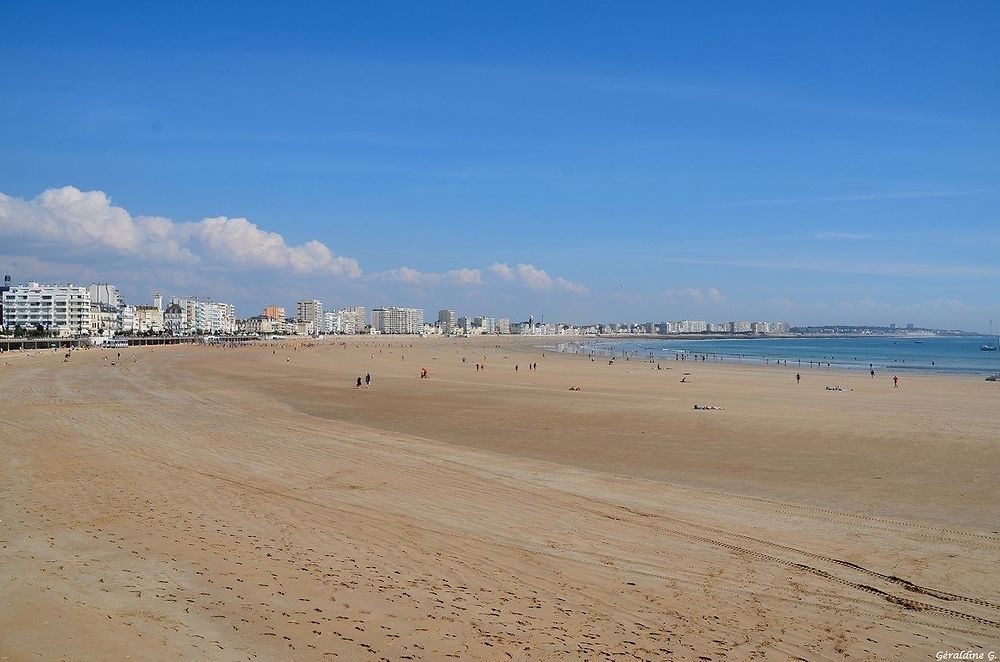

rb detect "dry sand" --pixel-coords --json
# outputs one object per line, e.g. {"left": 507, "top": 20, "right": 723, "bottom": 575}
{"left": 1, "top": 336, "right": 998, "bottom": 660}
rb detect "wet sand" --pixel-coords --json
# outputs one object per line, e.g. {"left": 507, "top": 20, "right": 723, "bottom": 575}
{"left": 2, "top": 336, "right": 998, "bottom": 660}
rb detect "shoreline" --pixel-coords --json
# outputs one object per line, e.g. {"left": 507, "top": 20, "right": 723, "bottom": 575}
{"left": 543, "top": 336, "right": 1000, "bottom": 378}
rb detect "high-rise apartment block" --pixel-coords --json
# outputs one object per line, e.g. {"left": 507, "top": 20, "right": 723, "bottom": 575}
{"left": 372, "top": 307, "right": 423, "bottom": 334}
{"left": 437, "top": 309, "right": 456, "bottom": 334}
{"left": 296, "top": 300, "right": 324, "bottom": 332}
{"left": 169, "top": 297, "right": 236, "bottom": 334}
{"left": 87, "top": 283, "right": 123, "bottom": 309}
{"left": 2, "top": 282, "right": 92, "bottom": 336}
{"left": 263, "top": 306, "right": 285, "bottom": 320}
{"left": 339, "top": 306, "right": 366, "bottom": 334}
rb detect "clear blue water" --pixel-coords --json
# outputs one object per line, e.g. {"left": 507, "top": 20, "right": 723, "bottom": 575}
{"left": 553, "top": 336, "right": 1000, "bottom": 375}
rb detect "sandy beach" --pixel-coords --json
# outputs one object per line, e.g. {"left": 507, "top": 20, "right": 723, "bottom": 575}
{"left": 2, "top": 336, "right": 998, "bottom": 660}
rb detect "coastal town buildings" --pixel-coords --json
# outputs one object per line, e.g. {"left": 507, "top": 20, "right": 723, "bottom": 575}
{"left": 2, "top": 282, "right": 92, "bottom": 336}
{"left": 87, "top": 283, "right": 123, "bottom": 309}
{"left": 322, "top": 310, "right": 342, "bottom": 334}
{"left": 338, "top": 306, "right": 366, "bottom": 334}
{"left": 0, "top": 274, "right": 12, "bottom": 324}
{"left": 169, "top": 297, "right": 237, "bottom": 334}
{"left": 263, "top": 306, "right": 285, "bottom": 320}
{"left": 89, "top": 303, "right": 119, "bottom": 336}
{"left": 296, "top": 299, "right": 324, "bottom": 333}
{"left": 437, "top": 309, "right": 456, "bottom": 334}
{"left": 0, "top": 273, "right": 802, "bottom": 341}
{"left": 239, "top": 315, "right": 272, "bottom": 335}
{"left": 372, "top": 306, "right": 424, "bottom": 334}
{"left": 163, "top": 302, "right": 187, "bottom": 335}
{"left": 134, "top": 305, "right": 164, "bottom": 334}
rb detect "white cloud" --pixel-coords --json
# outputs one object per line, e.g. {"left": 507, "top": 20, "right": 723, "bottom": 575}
{"left": 488, "top": 262, "right": 588, "bottom": 295}
{"left": 1, "top": 186, "right": 592, "bottom": 307}
{"left": 374, "top": 266, "right": 483, "bottom": 288}
{"left": 662, "top": 287, "right": 723, "bottom": 304}
{"left": 0, "top": 186, "right": 361, "bottom": 277}
{"left": 444, "top": 268, "right": 483, "bottom": 286}
{"left": 376, "top": 266, "right": 430, "bottom": 286}
{"left": 514, "top": 263, "right": 553, "bottom": 290}
{"left": 376, "top": 262, "right": 586, "bottom": 294}
{"left": 554, "top": 276, "right": 590, "bottom": 295}
{"left": 488, "top": 262, "right": 515, "bottom": 281}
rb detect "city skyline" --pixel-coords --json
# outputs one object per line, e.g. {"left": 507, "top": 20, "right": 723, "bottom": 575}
{"left": 2, "top": 3, "right": 999, "bottom": 331}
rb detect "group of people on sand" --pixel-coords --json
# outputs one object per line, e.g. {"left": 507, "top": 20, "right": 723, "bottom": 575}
{"left": 355, "top": 373, "right": 372, "bottom": 389}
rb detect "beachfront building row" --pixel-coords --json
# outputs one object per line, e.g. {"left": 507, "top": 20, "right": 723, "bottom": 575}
{"left": 323, "top": 306, "right": 366, "bottom": 334}
{"left": 2, "top": 282, "right": 93, "bottom": 336}
{"left": 0, "top": 279, "right": 240, "bottom": 337}
{"left": 167, "top": 297, "right": 237, "bottom": 335}
{"left": 237, "top": 304, "right": 368, "bottom": 336}
{"left": 372, "top": 306, "right": 423, "bottom": 334}
{"left": 579, "top": 320, "right": 791, "bottom": 336}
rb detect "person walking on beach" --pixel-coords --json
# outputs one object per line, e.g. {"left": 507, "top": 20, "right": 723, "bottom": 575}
{"left": 796, "top": 373, "right": 801, "bottom": 384}
{"left": 893, "top": 375, "right": 899, "bottom": 388}
{"left": 356, "top": 377, "right": 362, "bottom": 388}
{"left": 365, "top": 373, "right": 371, "bottom": 388}
{"left": 871, "top": 369, "right": 875, "bottom": 379}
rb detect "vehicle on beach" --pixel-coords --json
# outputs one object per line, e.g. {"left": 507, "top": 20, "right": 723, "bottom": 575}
{"left": 91, "top": 337, "right": 128, "bottom": 349}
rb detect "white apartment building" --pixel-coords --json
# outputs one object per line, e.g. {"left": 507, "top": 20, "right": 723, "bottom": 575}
{"left": 119, "top": 305, "right": 136, "bottom": 334}
{"left": 170, "top": 297, "right": 237, "bottom": 334}
{"left": 239, "top": 315, "right": 274, "bottom": 335}
{"left": 339, "top": 306, "right": 366, "bottom": 334}
{"left": 497, "top": 318, "right": 511, "bottom": 334}
{"left": 323, "top": 310, "right": 343, "bottom": 334}
{"left": 296, "top": 299, "right": 324, "bottom": 333}
{"left": 135, "top": 305, "right": 164, "bottom": 334}
{"left": 677, "top": 320, "right": 708, "bottom": 333}
{"left": 89, "top": 303, "right": 119, "bottom": 337}
{"left": 474, "top": 316, "right": 496, "bottom": 334}
{"left": 2, "top": 283, "right": 92, "bottom": 336}
{"left": 164, "top": 303, "right": 188, "bottom": 335}
{"left": 87, "top": 283, "right": 123, "bottom": 309}
{"left": 371, "top": 306, "right": 423, "bottom": 334}
{"left": 437, "top": 309, "right": 456, "bottom": 334}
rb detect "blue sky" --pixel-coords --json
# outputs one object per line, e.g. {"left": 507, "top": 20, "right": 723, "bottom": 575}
{"left": 1, "top": 2, "right": 998, "bottom": 330}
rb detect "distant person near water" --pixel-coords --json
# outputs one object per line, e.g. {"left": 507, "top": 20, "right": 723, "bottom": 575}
{"left": 893, "top": 375, "right": 899, "bottom": 388}
{"left": 796, "top": 373, "right": 801, "bottom": 384}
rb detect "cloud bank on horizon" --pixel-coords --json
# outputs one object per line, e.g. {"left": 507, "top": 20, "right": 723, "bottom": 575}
{"left": 0, "top": 186, "right": 589, "bottom": 309}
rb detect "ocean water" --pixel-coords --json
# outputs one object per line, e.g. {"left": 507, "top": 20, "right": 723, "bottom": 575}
{"left": 552, "top": 336, "right": 1000, "bottom": 376}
